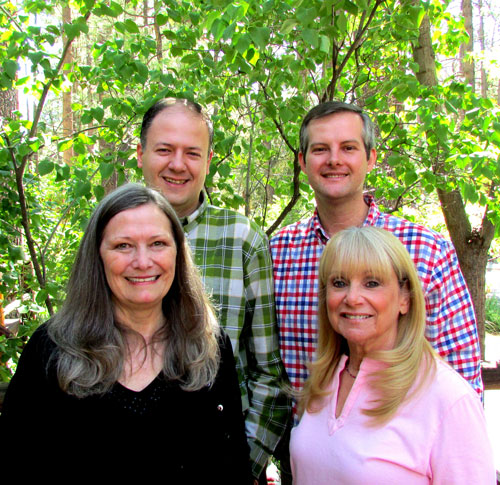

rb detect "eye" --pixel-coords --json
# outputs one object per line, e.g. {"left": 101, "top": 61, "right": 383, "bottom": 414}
{"left": 365, "top": 279, "right": 380, "bottom": 288}
{"left": 114, "top": 242, "right": 130, "bottom": 250}
{"left": 330, "top": 278, "right": 347, "bottom": 289}
{"left": 153, "top": 239, "right": 173, "bottom": 248}
{"left": 343, "top": 145, "right": 356, "bottom": 151}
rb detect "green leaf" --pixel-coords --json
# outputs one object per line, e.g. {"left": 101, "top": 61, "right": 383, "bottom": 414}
{"left": 8, "top": 246, "right": 26, "bottom": 262}
{"left": 463, "top": 182, "right": 478, "bottom": 203}
{"left": 91, "top": 107, "right": 104, "bottom": 122}
{"left": 75, "top": 181, "right": 91, "bottom": 197}
{"left": 38, "top": 160, "right": 54, "bottom": 175}
{"left": 63, "top": 23, "right": 81, "bottom": 40}
{"left": 124, "top": 19, "right": 140, "bottom": 34}
{"left": 156, "top": 14, "right": 168, "bottom": 26}
{"left": 3, "top": 60, "right": 18, "bottom": 80}
{"left": 249, "top": 26, "right": 270, "bottom": 51}
{"left": 404, "top": 170, "right": 418, "bottom": 186}
{"left": 319, "top": 35, "right": 331, "bottom": 54}
{"left": 218, "top": 163, "right": 231, "bottom": 177}
{"left": 35, "top": 289, "right": 48, "bottom": 305}
{"left": 282, "top": 19, "right": 299, "bottom": 34}
{"left": 343, "top": 0, "right": 359, "bottom": 15}
{"left": 296, "top": 6, "right": 317, "bottom": 26}
{"left": 94, "top": 185, "right": 105, "bottom": 200}
{"left": 302, "top": 28, "right": 319, "bottom": 48}
{"left": 58, "top": 139, "right": 74, "bottom": 152}
{"left": 100, "top": 162, "right": 114, "bottom": 179}
{"left": 235, "top": 34, "right": 252, "bottom": 54}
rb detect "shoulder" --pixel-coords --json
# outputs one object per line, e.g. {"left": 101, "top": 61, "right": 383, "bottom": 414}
{"left": 21, "top": 322, "right": 56, "bottom": 360}
{"left": 418, "top": 358, "right": 481, "bottom": 412}
{"left": 206, "top": 204, "right": 268, "bottom": 242}
{"left": 371, "top": 211, "right": 454, "bottom": 256}
{"left": 269, "top": 217, "right": 313, "bottom": 248}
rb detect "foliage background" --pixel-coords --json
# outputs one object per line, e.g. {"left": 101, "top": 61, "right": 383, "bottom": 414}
{"left": 1, "top": 0, "right": 499, "bottom": 379}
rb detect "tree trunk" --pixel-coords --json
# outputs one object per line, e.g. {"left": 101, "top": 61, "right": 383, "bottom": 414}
{"left": 0, "top": 88, "right": 18, "bottom": 119}
{"left": 411, "top": 1, "right": 494, "bottom": 357}
{"left": 460, "top": 0, "right": 475, "bottom": 88}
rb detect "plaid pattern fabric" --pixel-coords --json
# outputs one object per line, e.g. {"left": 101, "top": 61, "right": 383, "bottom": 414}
{"left": 270, "top": 195, "right": 483, "bottom": 405}
{"left": 182, "top": 192, "right": 290, "bottom": 478}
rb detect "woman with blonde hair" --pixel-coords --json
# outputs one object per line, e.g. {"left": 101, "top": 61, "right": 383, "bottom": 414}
{"left": 291, "top": 226, "right": 494, "bottom": 484}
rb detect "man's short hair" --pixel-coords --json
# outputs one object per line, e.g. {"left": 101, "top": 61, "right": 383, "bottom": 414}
{"left": 140, "top": 98, "right": 214, "bottom": 153}
{"left": 299, "top": 101, "right": 376, "bottom": 162}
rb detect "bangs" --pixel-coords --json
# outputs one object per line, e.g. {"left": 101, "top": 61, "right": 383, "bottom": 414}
{"left": 320, "top": 229, "right": 400, "bottom": 284}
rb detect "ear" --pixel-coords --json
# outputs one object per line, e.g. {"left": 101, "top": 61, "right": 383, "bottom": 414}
{"left": 137, "top": 143, "right": 144, "bottom": 169}
{"left": 299, "top": 151, "right": 306, "bottom": 173}
{"left": 399, "top": 281, "right": 410, "bottom": 316}
{"left": 366, "top": 148, "right": 377, "bottom": 173}
{"left": 206, "top": 150, "right": 213, "bottom": 174}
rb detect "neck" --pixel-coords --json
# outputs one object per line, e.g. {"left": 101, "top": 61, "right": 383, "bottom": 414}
{"left": 346, "top": 347, "right": 364, "bottom": 373}
{"left": 316, "top": 195, "right": 368, "bottom": 237}
{"left": 113, "top": 304, "right": 165, "bottom": 343}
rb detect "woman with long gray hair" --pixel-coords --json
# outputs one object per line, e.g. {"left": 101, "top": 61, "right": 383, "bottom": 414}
{"left": 2, "top": 183, "right": 251, "bottom": 483}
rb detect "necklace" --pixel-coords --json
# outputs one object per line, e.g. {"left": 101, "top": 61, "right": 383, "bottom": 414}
{"left": 344, "top": 359, "right": 358, "bottom": 378}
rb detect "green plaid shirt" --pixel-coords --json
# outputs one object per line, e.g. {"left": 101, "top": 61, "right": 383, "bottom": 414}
{"left": 182, "top": 192, "right": 290, "bottom": 478}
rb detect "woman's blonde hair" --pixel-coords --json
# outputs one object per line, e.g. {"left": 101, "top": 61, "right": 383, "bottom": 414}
{"left": 300, "top": 226, "right": 436, "bottom": 424}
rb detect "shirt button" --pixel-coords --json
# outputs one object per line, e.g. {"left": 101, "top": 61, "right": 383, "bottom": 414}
{"left": 217, "top": 404, "right": 224, "bottom": 411}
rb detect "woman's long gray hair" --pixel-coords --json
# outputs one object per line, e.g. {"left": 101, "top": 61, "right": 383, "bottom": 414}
{"left": 48, "top": 183, "right": 220, "bottom": 397}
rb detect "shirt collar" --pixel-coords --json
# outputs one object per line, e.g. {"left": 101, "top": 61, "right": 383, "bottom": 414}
{"left": 363, "top": 193, "right": 379, "bottom": 225}
{"left": 180, "top": 190, "right": 208, "bottom": 230}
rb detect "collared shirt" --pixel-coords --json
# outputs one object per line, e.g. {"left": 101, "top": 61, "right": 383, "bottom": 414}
{"left": 270, "top": 195, "right": 483, "bottom": 403}
{"left": 182, "top": 192, "right": 290, "bottom": 478}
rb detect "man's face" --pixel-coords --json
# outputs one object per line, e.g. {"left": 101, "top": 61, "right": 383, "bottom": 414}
{"left": 299, "top": 111, "right": 376, "bottom": 207}
{"left": 137, "top": 106, "right": 213, "bottom": 218}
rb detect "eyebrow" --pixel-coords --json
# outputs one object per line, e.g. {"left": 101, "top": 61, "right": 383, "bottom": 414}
{"left": 309, "top": 139, "right": 361, "bottom": 148}
{"left": 153, "top": 142, "right": 203, "bottom": 151}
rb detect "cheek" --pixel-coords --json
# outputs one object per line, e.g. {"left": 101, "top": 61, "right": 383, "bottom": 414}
{"left": 102, "top": 255, "right": 126, "bottom": 280}
{"left": 326, "top": 292, "right": 342, "bottom": 315}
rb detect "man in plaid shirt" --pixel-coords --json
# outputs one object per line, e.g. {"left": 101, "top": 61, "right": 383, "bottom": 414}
{"left": 137, "top": 98, "right": 290, "bottom": 483}
{"left": 270, "top": 101, "right": 483, "bottom": 481}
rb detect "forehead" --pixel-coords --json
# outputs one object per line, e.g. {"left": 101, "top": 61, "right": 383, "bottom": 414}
{"left": 105, "top": 203, "right": 171, "bottom": 232}
{"left": 150, "top": 106, "right": 209, "bottom": 138}
{"left": 306, "top": 111, "right": 364, "bottom": 144}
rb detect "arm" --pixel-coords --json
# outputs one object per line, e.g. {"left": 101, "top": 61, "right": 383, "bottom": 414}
{"left": 243, "top": 230, "right": 291, "bottom": 479}
{"left": 216, "top": 331, "right": 254, "bottom": 484}
{"left": 1, "top": 325, "right": 53, "bottom": 423}
{"left": 423, "top": 240, "right": 483, "bottom": 397}
{"left": 430, "top": 392, "right": 495, "bottom": 484}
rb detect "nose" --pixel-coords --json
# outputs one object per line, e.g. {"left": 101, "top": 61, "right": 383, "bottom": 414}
{"left": 327, "top": 146, "right": 340, "bottom": 166}
{"left": 168, "top": 149, "right": 185, "bottom": 171}
{"left": 132, "top": 246, "right": 153, "bottom": 269}
{"left": 343, "top": 283, "right": 362, "bottom": 305}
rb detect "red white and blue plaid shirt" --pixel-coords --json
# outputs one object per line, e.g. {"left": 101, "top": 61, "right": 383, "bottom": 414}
{"left": 270, "top": 195, "right": 483, "bottom": 403}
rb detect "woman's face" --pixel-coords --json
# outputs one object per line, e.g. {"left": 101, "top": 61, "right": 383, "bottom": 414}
{"left": 326, "top": 267, "right": 409, "bottom": 354}
{"left": 99, "top": 203, "right": 177, "bottom": 317}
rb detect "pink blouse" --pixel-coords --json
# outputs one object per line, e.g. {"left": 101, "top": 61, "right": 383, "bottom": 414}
{"left": 290, "top": 355, "right": 495, "bottom": 484}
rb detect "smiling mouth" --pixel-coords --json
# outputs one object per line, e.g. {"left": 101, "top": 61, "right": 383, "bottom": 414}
{"left": 323, "top": 174, "right": 348, "bottom": 179}
{"left": 163, "top": 176, "right": 188, "bottom": 185}
{"left": 126, "top": 276, "right": 159, "bottom": 283}
{"left": 341, "top": 313, "right": 371, "bottom": 320}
